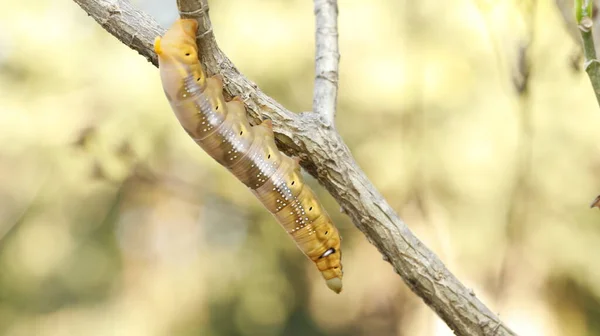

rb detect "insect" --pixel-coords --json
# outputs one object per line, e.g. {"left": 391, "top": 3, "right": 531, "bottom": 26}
{"left": 154, "top": 19, "right": 343, "bottom": 293}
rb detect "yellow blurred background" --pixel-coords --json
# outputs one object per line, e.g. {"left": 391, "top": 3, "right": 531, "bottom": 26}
{"left": 1, "top": 0, "right": 600, "bottom": 335}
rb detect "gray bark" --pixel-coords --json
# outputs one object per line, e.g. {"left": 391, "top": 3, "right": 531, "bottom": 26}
{"left": 313, "top": 0, "right": 340, "bottom": 124}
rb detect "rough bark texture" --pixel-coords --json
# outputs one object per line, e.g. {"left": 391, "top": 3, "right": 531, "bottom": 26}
{"left": 71, "top": 0, "right": 519, "bottom": 335}
{"left": 312, "top": 0, "right": 340, "bottom": 124}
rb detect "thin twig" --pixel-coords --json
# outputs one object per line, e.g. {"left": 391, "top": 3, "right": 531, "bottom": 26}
{"left": 313, "top": 0, "right": 340, "bottom": 125}
{"left": 576, "top": 0, "right": 600, "bottom": 106}
{"left": 71, "top": 0, "right": 518, "bottom": 334}
{"left": 493, "top": 0, "right": 537, "bottom": 306}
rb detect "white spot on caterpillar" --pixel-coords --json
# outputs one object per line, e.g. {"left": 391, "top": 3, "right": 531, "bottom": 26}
{"left": 320, "top": 248, "right": 335, "bottom": 258}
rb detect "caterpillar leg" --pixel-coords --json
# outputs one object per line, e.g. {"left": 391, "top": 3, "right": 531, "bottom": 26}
{"left": 210, "top": 74, "right": 224, "bottom": 88}
{"left": 260, "top": 118, "right": 273, "bottom": 130}
{"left": 291, "top": 156, "right": 301, "bottom": 166}
{"left": 257, "top": 119, "right": 275, "bottom": 138}
{"left": 203, "top": 78, "right": 227, "bottom": 112}
{"left": 225, "top": 98, "right": 246, "bottom": 119}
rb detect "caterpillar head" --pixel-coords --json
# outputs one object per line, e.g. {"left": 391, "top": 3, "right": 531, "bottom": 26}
{"left": 154, "top": 19, "right": 207, "bottom": 99}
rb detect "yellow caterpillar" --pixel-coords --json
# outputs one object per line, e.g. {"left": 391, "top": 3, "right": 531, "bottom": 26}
{"left": 154, "top": 19, "right": 343, "bottom": 293}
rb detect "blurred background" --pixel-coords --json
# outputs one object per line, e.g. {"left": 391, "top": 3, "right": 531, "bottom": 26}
{"left": 1, "top": 0, "right": 599, "bottom": 335}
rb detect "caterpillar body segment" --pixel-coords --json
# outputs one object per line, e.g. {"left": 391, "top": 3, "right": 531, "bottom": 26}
{"left": 154, "top": 19, "right": 343, "bottom": 293}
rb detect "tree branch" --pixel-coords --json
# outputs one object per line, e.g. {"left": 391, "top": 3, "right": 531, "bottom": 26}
{"left": 71, "top": 0, "right": 518, "bottom": 334}
{"left": 313, "top": 0, "right": 340, "bottom": 124}
{"left": 576, "top": 0, "right": 600, "bottom": 106}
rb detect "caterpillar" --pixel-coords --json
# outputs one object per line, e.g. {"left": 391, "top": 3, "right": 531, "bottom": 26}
{"left": 154, "top": 19, "right": 343, "bottom": 293}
